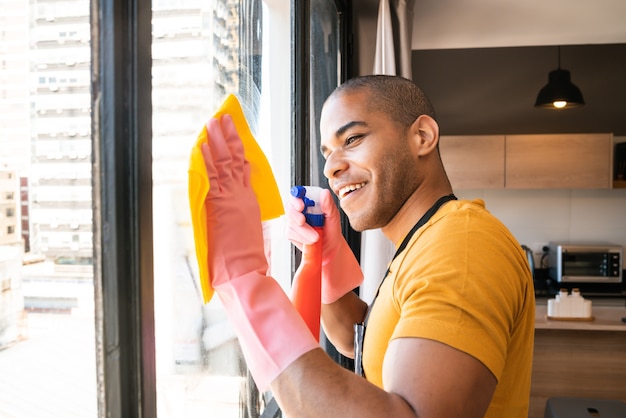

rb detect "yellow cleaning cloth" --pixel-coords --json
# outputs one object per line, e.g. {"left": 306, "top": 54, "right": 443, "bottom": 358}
{"left": 188, "top": 94, "right": 284, "bottom": 304}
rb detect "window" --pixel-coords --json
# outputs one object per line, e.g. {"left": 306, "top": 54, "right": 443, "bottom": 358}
{"left": 0, "top": 0, "right": 351, "bottom": 416}
{"left": 97, "top": 0, "right": 351, "bottom": 415}
{"left": 150, "top": 1, "right": 294, "bottom": 416}
{"left": 0, "top": 2, "right": 97, "bottom": 417}
{"left": 295, "top": 0, "right": 358, "bottom": 368}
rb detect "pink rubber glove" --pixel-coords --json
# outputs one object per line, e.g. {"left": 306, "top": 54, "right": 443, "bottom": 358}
{"left": 202, "top": 114, "right": 318, "bottom": 391}
{"left": 286, "top": 188, "right": 364, "bottom": 303}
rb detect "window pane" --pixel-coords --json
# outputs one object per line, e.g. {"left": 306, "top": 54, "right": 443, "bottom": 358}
{"left": 152, "top": 1, "right": 291, "bottom": 416}
{"left": 0, "top": 1, "right": 97, "bottom": 416}
{"left": 310, "top": 0, "right": 342, "bottom": 187}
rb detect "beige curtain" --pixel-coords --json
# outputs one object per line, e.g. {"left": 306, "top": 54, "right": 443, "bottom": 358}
{"left": 360, "top": 0, "right": 415, "bottom": 303}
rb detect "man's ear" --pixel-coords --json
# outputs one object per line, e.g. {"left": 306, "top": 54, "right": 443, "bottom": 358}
{"left": 409, "top": 115, "right": 440, "bottom": 156}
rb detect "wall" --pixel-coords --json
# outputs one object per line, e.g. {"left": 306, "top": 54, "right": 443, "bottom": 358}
{"left": 411, "top": 45, "right": 626, "bottom": 137}
{"left": 454, "top": 187, "right": 626, "bottom": 260}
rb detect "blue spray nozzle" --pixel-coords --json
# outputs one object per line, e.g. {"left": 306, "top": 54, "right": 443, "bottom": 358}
{"left": 290, "top": 186, "right": 308, "bottom": 199}
{"left": 291, "top": 185, "right": 325, "bottom": 227}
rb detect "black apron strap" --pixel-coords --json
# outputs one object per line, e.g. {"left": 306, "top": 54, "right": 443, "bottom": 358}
{"left": 354, "top": 194, "right": 457, "bottom": 377}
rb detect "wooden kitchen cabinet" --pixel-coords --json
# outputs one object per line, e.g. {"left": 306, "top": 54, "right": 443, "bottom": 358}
{"left": 505, "top": 134, "right": 613, "bottom": 189}
{"left": 439, "top": 135, "right": 505, "bottom": 189}
{"left": 440, "top": 133, "right": 614, "bottom": 189}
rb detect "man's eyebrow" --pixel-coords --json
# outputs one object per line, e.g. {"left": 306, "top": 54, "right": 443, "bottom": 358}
{"left": 336, "top": 120, "right": 367, "bottom": 137}
{"left": 320, "top": 120, "right": 368, "bottom": 156}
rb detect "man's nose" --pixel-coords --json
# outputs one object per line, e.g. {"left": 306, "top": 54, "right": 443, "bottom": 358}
{"left": 323, "top": 150, "right": 348, "bottom": 180}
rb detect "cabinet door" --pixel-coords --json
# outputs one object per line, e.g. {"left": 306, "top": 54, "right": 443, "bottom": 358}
{"left": 505, "top": 134, "right": 613, "bottom": 189}
{"left": 440, "top": 135, "right": 505, "bottom": 189}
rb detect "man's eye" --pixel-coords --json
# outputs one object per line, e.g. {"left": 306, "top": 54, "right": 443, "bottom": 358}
{"left": 345, "top": 135, "right": 362, "bottom": 145}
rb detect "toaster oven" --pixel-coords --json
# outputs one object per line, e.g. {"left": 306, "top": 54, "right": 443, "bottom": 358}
{"left": 548, "top": 242, "right": 622, "bottom": 283}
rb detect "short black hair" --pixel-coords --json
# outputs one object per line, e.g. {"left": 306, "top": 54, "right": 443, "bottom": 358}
{"left": 329, "top": 75, "right": 437, "bottom": 129}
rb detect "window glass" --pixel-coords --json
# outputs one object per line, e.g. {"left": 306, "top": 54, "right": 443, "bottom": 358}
{"left": 151, "top": 1, "right": 291, "bottom": 416}
{"left": 307, "top": 0, "right": 358, "bottom": 370}
{"left": 1, "top": 0, "right": 339, "bottom": 415}
{"left": 309, "top": 0, "right": 342, "bottom": 186}
{"left": 0, "top": 1, "right": 97, "bottom": 417}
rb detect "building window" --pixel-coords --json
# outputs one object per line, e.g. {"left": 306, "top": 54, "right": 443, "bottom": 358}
{"left": 0, "top": 2, "right": 95, "bottom": 416}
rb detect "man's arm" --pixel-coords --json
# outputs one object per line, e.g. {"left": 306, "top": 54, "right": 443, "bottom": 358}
{"left": 271, "top": 337, "right": 496, "bottom": 418}
{"left": 320, "top": 291, "right": 368, "bottom": 357}
{"left": 200, "top": 114, "right": 497, "bottom": 415}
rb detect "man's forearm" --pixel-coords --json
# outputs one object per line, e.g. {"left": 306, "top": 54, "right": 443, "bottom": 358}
{"left": 321, "top": 291, "right": 368, "bottom": 357}
{"left": 271, "top": 349, "right": 416, "bottom": 418}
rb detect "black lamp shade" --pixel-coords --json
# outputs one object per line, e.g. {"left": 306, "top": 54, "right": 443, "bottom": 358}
{"left": 535, "top": 68, "right": 585, "bottom": 109}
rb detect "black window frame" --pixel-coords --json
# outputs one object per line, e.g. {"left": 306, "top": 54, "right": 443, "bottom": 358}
{"left": 292, "top": 0, "right": 358, "bottom": 373}
{"left": 91, "top": 0, "right": 155, "bottom": 416}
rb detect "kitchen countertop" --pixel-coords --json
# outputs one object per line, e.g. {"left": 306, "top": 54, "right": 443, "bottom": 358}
{"left": 535, "top": 297, "right": 626, "bottom": 331}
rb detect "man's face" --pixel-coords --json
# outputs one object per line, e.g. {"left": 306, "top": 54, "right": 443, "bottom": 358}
{"left": 320, "top": 91, "right": 420, "bottom": 231}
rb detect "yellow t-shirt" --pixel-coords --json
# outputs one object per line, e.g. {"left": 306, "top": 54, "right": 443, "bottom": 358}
{"left": 362, "top": 199, "right": 535, "bottom": 418}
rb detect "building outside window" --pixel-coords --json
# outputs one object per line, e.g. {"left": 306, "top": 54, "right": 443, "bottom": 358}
{"left": 0, "top": 1, "right": 293, "bottom": 416}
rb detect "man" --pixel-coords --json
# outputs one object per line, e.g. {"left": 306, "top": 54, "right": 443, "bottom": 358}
{"left": 201, "top": 75, "right": 535, "bottom": 418}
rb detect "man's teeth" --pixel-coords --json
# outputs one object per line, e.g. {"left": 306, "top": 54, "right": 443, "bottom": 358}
{"left": 339, "top": 182, "right": 366, "bottom": 199}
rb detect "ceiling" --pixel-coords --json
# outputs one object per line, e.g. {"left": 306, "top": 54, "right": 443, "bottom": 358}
{"left": 410, "top": 0, "right": 626, "bottom": 50}
{"left": 370, "top": 0, "right": 626, "bottom": 136}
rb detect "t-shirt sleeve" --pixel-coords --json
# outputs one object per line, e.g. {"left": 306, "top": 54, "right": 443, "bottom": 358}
{"left": 390, "top": 205, "right": 527, "bottom": 380}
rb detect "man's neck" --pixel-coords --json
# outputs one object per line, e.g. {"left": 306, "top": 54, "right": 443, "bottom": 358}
{"left": 381, "top": 186, "right": 453, "bottom": 246}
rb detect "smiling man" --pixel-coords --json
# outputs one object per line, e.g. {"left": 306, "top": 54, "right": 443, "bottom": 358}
{"left": 202, "top": 75, "right": 535, "bottom": 418}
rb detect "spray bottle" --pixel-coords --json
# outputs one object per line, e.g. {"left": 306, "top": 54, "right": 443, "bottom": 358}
{"left": 290, "top": 185, "right": 324, "bottom": 341}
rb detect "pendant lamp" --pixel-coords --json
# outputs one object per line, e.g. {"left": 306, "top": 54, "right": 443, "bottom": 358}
{"left": 535, "top": 46, "right": 585, "bottom": 109}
